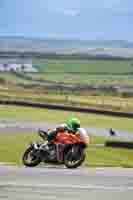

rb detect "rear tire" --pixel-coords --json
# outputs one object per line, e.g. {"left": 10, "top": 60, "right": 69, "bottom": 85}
{"left": 64, "top": 148, "right": 86, "bottom": 169}
{"left": 22, "top": 146, "right": 41, "bottom": 167}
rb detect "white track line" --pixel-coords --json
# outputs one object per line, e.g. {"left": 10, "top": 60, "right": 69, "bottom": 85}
{"left": 0, "top": 182, "right": 133, "bottom": 191}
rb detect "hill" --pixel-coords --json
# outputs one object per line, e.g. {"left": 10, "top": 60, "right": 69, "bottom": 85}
{"left": 0, "top": 37, "right": 133, "bottom": 58}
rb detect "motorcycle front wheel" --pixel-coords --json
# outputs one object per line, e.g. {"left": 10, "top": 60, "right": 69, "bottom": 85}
{"left": 64, "top": 148, "right": 86, "bottom": 169}
{"left": 22, "top": 146, "right": 41, "bottom": 167}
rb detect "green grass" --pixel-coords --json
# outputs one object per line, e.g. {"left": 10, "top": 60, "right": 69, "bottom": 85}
{"left": 28, "top": 73, "right": 133, "bottom": 85}
{"left": 34, "top": 59, "right": 133, "bottom": 74}
{"left": 0, "top": 133, "right": 38, "bottom": 165}
{"left": 86, "top": 145, "right": 133, "bottom": 167}
{"left": 1, "top": 88, "right": 133, "bottom": 112}
{"left": 1, "top": 59, "right": 133, "bottom": 86}
{"left": 1, "top": 105, "right": 133, "bottom": 132}
{"left": 32, "top": 59, "right": 133, "bottom": 85}
{"left": 0, "top": 72, "right": 38, "bottom": 85}
{"left": 0, "top": 72, "right": 27, "bottom": 83}
{"left": 0, "top": 133, "right": 133, "bottom": 167}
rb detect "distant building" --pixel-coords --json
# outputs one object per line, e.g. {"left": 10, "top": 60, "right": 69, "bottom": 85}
{"left": 0, "top": 58, "right": 38, "bottom": 72}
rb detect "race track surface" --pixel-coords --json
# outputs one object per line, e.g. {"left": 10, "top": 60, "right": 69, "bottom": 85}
{"left": 0, "top": 165, "right": 133, "bottom": 200}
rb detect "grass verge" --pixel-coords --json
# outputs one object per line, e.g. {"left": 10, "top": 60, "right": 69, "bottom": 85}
{"left": 1, "top": 105, "right": 133, "bottom": 132}
{"left": 0, "top": 133, "right": 133, "bottom": 167}
{"left": 1, "top": 88, "right": 133, "bottom": 112}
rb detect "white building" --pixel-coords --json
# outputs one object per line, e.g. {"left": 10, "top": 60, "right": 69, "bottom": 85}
{"left": 0, "top": 58, "right": 38, "bottom": 72}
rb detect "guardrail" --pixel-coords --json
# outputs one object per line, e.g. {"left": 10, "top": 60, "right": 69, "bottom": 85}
{"left": 105, "top": 141, "right": 133, "bottom": 149}
{"left": 1, "top": 99, "right": 133, "bottom": 118}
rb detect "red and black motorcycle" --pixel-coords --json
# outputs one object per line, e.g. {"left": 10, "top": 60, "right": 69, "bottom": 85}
{"left": 22, "top": 129, "right": 88, "bottom": 169}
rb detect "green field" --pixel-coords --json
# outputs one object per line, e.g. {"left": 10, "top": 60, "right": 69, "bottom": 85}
{"left": 29, "top": 59, "right": 133, "bottom": 85}
{"left": 0, "top": 72, "right": 35, "bottom": 85}
{"left": 1, "top": 59, "right": 133, "bottom": 86}
{"left": 2, "top": 71, "right": 133, "bottom": 86}
{"left": 34, "top": 59, "right": 133, "bottom": 74}
{"left": 1, "top": 88, "right": 133, "bottom": 112}
{"left": 0, "top": 59, "right": 133, "bottom": 114}
{"left": 28, "top": 73, "right": 133, "bottom": 85}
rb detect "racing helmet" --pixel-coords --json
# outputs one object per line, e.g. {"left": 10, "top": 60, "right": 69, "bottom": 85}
{"left": 66, "top": 117, "right": 80, "bottom": 132}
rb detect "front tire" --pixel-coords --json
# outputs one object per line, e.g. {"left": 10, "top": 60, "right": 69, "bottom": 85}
{"left": 22, "top": 146, "right": 41, "bottom": 167}
{"left": 64, "top": 148, "right": 86, "bottom": 169}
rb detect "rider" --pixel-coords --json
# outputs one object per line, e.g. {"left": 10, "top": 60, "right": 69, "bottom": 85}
{"left": 39, "top": 117, "right": 89, "bottom": 152}
{"left": 47, "top": 117, "right": 81, "bottom": 142}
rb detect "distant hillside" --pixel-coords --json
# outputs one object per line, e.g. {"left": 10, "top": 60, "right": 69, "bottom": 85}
{"left": 0, "top": 36, "right": 133, "bottom": 58}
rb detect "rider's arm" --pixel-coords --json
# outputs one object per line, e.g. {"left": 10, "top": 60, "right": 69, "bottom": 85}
{"left": 47, "top": 124, "right": 68, "bottom": 142}
{"left": 77, "top": 128, "right": 90, "bottom": 146}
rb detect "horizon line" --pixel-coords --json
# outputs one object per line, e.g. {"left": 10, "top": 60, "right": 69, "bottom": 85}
{"left": 0, "top": 35, "right": 132, "bottom": 43}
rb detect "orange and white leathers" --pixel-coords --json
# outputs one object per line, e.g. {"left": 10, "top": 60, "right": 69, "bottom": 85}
{"left": 76, "top": 128, "right": 90, "bottom": 146}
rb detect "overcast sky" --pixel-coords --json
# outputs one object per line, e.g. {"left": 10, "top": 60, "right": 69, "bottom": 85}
{"left": 0, "top": 0, "right": 132, "bottom": 41}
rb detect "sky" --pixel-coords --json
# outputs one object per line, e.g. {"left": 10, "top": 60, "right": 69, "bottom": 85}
{"left": 0, "top": 0, "right": 132, "bottom": 41}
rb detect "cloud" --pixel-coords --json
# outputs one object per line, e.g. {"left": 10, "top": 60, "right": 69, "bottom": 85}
{"left": 49, "top": 8, "right": 80, "bottom": 17}
{"left": 62, "top": 9, "right": 80, "bottom": 16}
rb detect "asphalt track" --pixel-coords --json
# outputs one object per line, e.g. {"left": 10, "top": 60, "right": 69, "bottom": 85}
{"left": 0, "top": 165, "right": 133, "bottom": 200}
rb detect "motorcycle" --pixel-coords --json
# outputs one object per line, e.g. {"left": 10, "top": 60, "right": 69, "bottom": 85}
{"left": 22, "top": 128, "right": 88, "bottom": 169}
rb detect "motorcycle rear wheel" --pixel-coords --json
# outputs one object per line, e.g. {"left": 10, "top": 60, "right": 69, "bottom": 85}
{"left": 22, "top": 146, "right": 41, "bottom": 167}
{"left": 64, "top": 148, "right": 86, "bottom": 169}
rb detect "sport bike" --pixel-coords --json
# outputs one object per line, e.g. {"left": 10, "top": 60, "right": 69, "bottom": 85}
{"left": 22, "top": 129, "right": 88, "bottom": 169}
